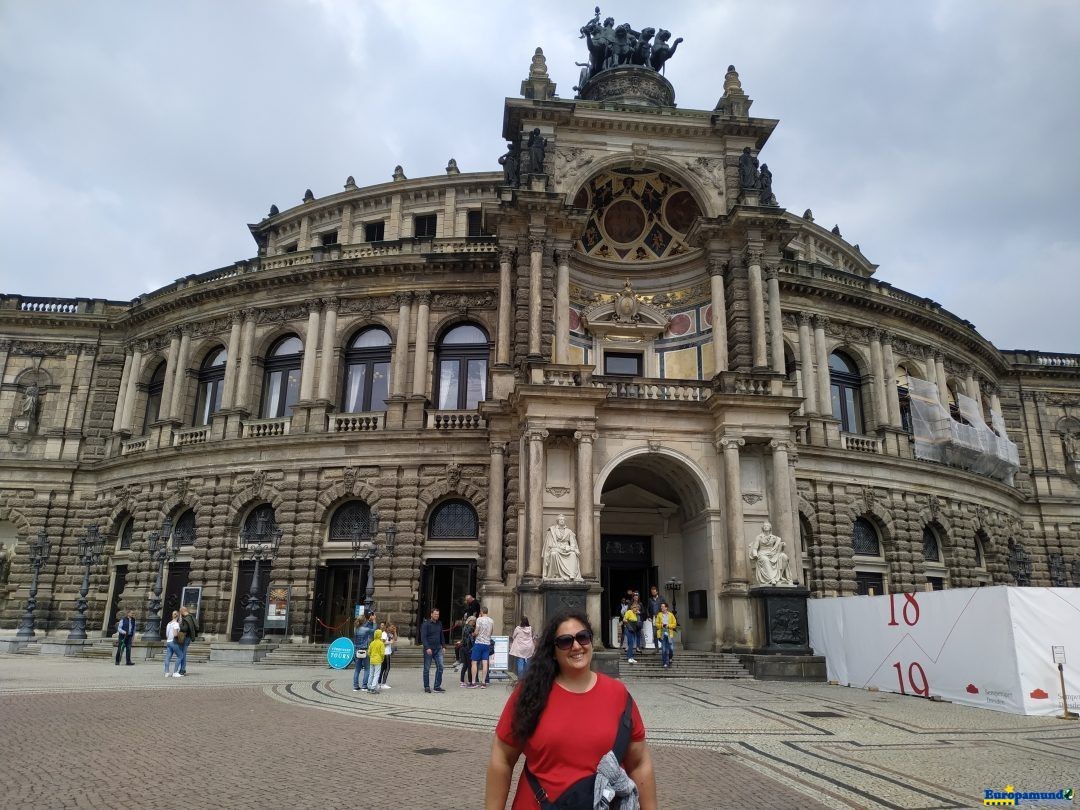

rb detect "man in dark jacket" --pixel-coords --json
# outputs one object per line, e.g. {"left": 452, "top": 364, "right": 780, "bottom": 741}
{"left": 420, "top": 607, "right": 445, "bottom": 693}
{"left": 115, "top": 610, "right": 136, "bottom": 666}
{"left": 177, "top": 606, "right": 198, "bottom": 676}
{"left": 352, "top": 614, "right": 376, "bottom": 691}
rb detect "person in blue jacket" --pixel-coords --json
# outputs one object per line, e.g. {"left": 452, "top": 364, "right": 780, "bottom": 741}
{"left": 352, "top": 613, "right": 376, "bottom": 691}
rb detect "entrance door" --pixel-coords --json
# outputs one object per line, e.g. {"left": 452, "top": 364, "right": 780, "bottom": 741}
{"left": 418, "top": 559, "right": 475, "bottom": 644}
{"left": 600, "top": 535, "right": 652, "bottom": 647}
{"left": 161, "top": 563, "right": 191, "bottom": 639}
{"left": 106, "top": 565, "right": 128, "bottom": 637}
{"left": 311, "top": 561, "right": 367, "bottom": 642}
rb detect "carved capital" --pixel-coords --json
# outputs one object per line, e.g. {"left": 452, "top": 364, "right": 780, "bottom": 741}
{"left": 716, "top": 436, "right": 746, "bottom": 452}
{"left": 573, "top": 430, "right": 598, "bottom": 445}
{"left": 811, "top": 314, "right": 829, "bottom": 331}
{"left": 744, "top": 249, "right": 763, "bottom": 267}
{"left": 323, "top": 296, "right": 340, "bottom": 312}
{"left": 764, "top": 266, "right": 778, "bottom": 282}
{"left": 868, "top": 327, "right": 883, "bottom": 344}
{"left": 498, "top": 246, "right": 516, "bottom": 265}
{"left": 797, "top": 311, "right": 814, "bottom": 328}
{"left": 525, "top": 426, "right": 550, "bottom": 443}
{"left": 553, "top": 249, "right": 571, "bottom": 267}
{"left": 707, "top": 257, "right": 728, "bottom": 278}
{"left": 305, "top": 298, "right": 323, "bottom": 314}
{"left": 528, "top": 236, "right": 546, "bottom": 255}
{"left": 880, "top": 330, "right": 893, "bottom": 346}
{"left": 241, "top": 308, "right": 259, "bottom": 322}
{"left": 392, "top": 291, "right": 414, "bottom": 308}
{"left": 489, "top": 441, "right": 508, "bottom": 457}
{"left": 769, "top": 439, "right": 794, "bottom": 453}
{"left": 416, "top": 291, "right": 433, "bottom": 307}
{"left": 229, "top": 311, "right": 244, "bottom": 327}
{"left": 179, "top": 323, "right": 194, "bottom": 336}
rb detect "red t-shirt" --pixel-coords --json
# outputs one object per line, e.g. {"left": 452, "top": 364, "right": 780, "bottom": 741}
{"left": 495, "top": 673, "right": 646, "bottom": 809}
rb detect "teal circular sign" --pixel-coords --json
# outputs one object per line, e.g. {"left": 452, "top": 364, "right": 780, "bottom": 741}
{"left": 327, "top": 637, "right": 355, "bottom": 669}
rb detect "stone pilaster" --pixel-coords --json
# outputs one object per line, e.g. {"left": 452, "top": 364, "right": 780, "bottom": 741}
{"left": 746, "top": 251, "right": 767, "bottom": 369}
{"left": 765, "top": 266, "right": 784, "bottom": 374}
{"left": 553, "top": 249, "right": 570, "bottom": 365}
{"left": 796, "top": 312, "right": 818, "bottom": 416}
{"left": 528, "top": 236, "right": 545, "bottom": 359}
{"left": 574, "top": 430, "right": 597, "bottom": 580}
{"left": 708, "top": 258, "right": 728, "bottom": 374}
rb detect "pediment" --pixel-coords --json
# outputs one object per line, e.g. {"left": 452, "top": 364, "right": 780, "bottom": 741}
{"left": 580, "top": 279, "right": 670, "bottom": 340}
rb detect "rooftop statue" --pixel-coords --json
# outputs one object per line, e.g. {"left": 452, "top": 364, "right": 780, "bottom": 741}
{"left": 575, "top": 6, "right": 682, "bottom": 89}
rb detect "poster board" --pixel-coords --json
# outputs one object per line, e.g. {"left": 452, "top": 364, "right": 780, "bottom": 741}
{"left": 490, "top": 635, "right": 510, "bottom": 679}
{"left": 264, "top": 585, "right": 290, "bottom": 632}
{"left": 180, "top": 586, "right": 202, "bottom": 622}
{"left": 807, "top": 586, "right": 1080, "bottom": 716}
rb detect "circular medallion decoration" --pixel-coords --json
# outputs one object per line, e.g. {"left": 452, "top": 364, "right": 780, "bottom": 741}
{"left": 575, "top": 167, "right": 701, "bottom": 261}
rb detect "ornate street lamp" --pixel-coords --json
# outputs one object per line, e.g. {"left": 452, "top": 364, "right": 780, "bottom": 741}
{"left": 664, "top": 576, "right": 682, "bottom": 616}
{"left": 15, "top": 529, "right": 52, "bottom": 640}
{"left": 67, "top": 525, "right": 106, "bottom": 641}
{"left": 142, "top": 517, "right": 180, "bottom": 640}
{"left": 237, "top": 509, "right": 283, "bottom": 645}
{"left": 350, "top": 511, "right": 397, "bottom": 616}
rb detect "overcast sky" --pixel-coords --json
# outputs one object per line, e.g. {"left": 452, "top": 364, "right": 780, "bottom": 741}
{"left": 1, "top": 1, "right": 1077, "bottom": 352}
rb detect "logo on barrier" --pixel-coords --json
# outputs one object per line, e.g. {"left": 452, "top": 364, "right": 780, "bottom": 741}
{"left": 983, "top": 785, "right": 1074, "bottom": 806}
{"left": 327, "top": 637, "right": 356, "bottom": 669}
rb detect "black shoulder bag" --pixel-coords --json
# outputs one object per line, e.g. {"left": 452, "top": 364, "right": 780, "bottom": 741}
{"left": 523, "top": 693, "right": 635, "bottom": 810}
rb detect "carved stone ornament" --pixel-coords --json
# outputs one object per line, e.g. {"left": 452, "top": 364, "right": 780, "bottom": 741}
{"left": 683, "top": 156, "right": 725, "bottom": 194}
{"left": 173, "top": 478, "right": 190, "bottom": 500}
{"left": 249, "top": 470, "right": 267, "bottom": 492}
{"left": 742, "top": 493, "right": 763, "bottom": 505}
{"left": 580, "top": 280, "right": 670, "bottom": 341}
{"left": 342, "top": 466, "right": 359, "bottom": 491}
{"left": 577, "top": 65, "right": 675, "bottom": 107}
{"left": 545, "top": 487, "right": 570, "bottom": 498}
{"left": 553, "top": 146, "right": 598, "bottom": 189}
{"left": 446, "top": 463, "right": 462, "bottom": 487}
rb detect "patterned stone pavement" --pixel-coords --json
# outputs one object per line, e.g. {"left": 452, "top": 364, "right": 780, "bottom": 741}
{"left": 0, "top": 654, "right": 1077, "bottom": 809}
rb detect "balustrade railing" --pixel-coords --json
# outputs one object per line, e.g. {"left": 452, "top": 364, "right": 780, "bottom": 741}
{"left": 715, "top": 371, "right": 774, "bottom": 396}
{"left": 427, "top": 411, "right": 486, "bottom": 430}
{"left": 120, "top": 437, "right": 148, "bottom": 455}
{"left": 329, "top": 412, "right": 385, "bottom": 432}
{"left": 841, "top": 433, "right": 882, "bottom": 454}
{"left": 242, "top": 417, "right": 291, "bottom": 438}
{"left": 173, "top": 426, "right": 210, "bottom": 447}
{"left": 595, "top": 376, "right": 711, "bottom": 402}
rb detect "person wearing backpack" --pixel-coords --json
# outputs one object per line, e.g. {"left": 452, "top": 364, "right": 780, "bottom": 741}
{"left": 485, "top": 610, "right": 657, "bottom": 809}
{"left": 177, "top": 606, "right": 198, "bottom": 676}
{"left": 621, "top": 601, "right": 642, "bottom": 665}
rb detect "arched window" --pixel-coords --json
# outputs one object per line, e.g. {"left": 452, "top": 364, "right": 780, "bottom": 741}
{"left": 193, "top": 347, "right": 227, "bottom": 426}
{"left": 852, "top": 517, "right": 885, "bottom": 595}
{"left": 143, "top": 362, "right": 167, "bottom": 431}
{"left": 116, "top": 514, "right": 134, "bottom": 551}
{"left": 242, "top": 504, "right": 278, "bottom": 542}
{"left": 1006, "top": 538, "right": 1031, "bottom": 586}
{"left": 436, "top": 324, "right": 489, "bottom": 410}
{"left": 329, "top": 501, "right": 373, "bottom": 541}
{"left": 829, "top": 351, "right": 863, "bottom": 433}
{"left": 172, "top": 509, "right": 197, "bottom": 548}
{"left": 342, "top": 328, "right": 392, "bottom": 413}
{"left": 974, "top": 530, "right": 987, "bottom": 569}
{"left": 261, "top": 336, "right": 303, "bottom": 418}
{"left": 922, "top": 526, "right": 947, "bottom": 590}
{"left": 429, "top": 499, "right": 479, "bottom": 539}
{"left": 852, "top": 517, "right": 881, "bottom": 556}
{"left": 921, "top": 526, "right": 940, "bottom": 563}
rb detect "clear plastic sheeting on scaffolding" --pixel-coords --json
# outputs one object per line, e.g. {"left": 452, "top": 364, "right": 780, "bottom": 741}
{"left": 907, "top": 377, "right": 1019, "bottom": 483}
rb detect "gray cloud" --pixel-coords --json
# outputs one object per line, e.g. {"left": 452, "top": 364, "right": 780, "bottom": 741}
{"left": 1, "top": 0, "right": 1076, "bottom": 351}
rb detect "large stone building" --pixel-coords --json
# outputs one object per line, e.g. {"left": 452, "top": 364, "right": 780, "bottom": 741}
{"left": 1, "top": 39, "right": 1078, "bottom": 652}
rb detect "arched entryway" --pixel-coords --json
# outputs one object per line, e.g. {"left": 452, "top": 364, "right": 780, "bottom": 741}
{"left": 595, "top": 449, "right": 717, "bottom": 651}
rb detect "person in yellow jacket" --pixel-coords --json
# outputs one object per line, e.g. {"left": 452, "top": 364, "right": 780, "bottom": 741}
{"left": 653, "top": 602, "right": 678, "bottom": 669}
{"left": 366, "top": 631, "right": 386, "bottom": 693}
{"left": 622, "top": 601, "right": 642, "bottom": 664}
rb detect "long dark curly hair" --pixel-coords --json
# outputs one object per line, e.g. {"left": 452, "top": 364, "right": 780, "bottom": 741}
{"left": 511, "top": 610, "right": 593, "bottom": 744}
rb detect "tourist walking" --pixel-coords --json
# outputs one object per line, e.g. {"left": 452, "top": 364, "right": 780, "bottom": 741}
{"left": 485, "top": 610, "right": 657, "bottom": 809}
{"left": 654, "top": 601, "right": 678, "bottom": 669}
{"left": 646, "top": 585, "right": 662, "bottom": 652}
{"left": 622, "top": 601, "right": 642, "bottom": 664}
{"left": 164, "top": 611, "right": 182, "bottom": 678}
{"left": 352, "top": 614, "right": 376, "bottom": 691}
{"left": 471, "top": 605, "right": 494, "bottom": 688}
{"left": 115, "top": 609, "right": 136, "bottom": 666}
{"left": 379, "top": 623, "right": 397, "bottom": 689}
{"left": 459, "top": 616, "right": 476, "bottom": 687}
{"left": 177, "top": 606, "right": 198, "bottom": 676}
{"left": 421, "top": 607, "right": 445, "bottom": 693}
{"left": 366, "top": 628, "right": 385, "bottom": 693}
{"left": 508, "top": 616, "right": 534, "bottom": 678}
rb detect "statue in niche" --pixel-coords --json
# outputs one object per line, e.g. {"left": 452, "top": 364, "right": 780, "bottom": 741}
{"left": 525, "top": 128, "right": 548, "bottom": 176}
{"left": 739, "top": 147, "right": 760, "bottom": 190}
{"left": 759, "top": 163, "right": 777, "bottom": 205}
{"left": 20, "top": 382, "right": 41, "bottom": 421}
{"left": 543, "top": 514, "right": 582, "bottom": 581}
{"left": 749, "top": 521, "right": 793, "bottom": 586}
{"left": 1064, "top": 431, "right": 1080, "bottom": 466}
{"left": 498, "top": 142, "right": 520, "bottom": 188}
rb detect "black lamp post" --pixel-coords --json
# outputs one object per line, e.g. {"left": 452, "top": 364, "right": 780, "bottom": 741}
{"left": 15, "top": 529, "right": 52, "bottom": 640}
{"left": 350, "top": 511, "right": 397, "bottom": 616}
{"left": 665, "top": 576, "right": 682, "bottom": 616}
{"left": 142, "top": 517, "right": 180, "bottom": 640}
{"left": 237, "top": 511, "right": 283, "bottom": 645}
{"left": 67, "top": 525, "right": 106, "bottom": 641}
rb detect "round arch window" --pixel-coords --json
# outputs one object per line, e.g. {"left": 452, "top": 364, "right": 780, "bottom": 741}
{"left": 436, "top": 325, "right": 489, "bottom": 410}
{"left": 343, "top": 328, "right": 391, "bottom": 412}
{"left": 262, "top": 336, "right": 303, "bottom": 418}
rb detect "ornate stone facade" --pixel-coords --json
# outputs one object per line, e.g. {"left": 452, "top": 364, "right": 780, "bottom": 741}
{"left": 0, "top": 49, "right": 1077, "bottom": 652}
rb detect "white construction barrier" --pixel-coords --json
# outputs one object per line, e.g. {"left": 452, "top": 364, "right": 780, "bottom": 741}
{"left": 807, "top": 586, "right": 1080, "bottom": 715}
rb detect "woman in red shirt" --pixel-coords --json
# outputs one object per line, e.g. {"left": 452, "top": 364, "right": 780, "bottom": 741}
{"left": 485, "top": 611, "right": 657, "bottom": 809}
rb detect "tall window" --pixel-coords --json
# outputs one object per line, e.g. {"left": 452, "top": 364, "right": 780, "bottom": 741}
{"left": 414, "top": 214, "right": 437, "bottom": 238}
{"left": 172, "top": 509, "right": 197, "bottom": 548}
{"left": 143, "top": 362, "right": 167, "bottom": 431}
{"left": 895, "top": 364, "right": 913, "bottom": 433}
{"left": 852, "top": 517, "right": 886, "bottom": 595}
{"left": 922, "top": 526, "right": 947, "bottom": 590}
{"left": 342, "top": 328, "right": 391, "bottom": 412}
{"left": 193, "top": 347, "right": 227, "bottom": 426}
{"left": 436, "top": 324, "right": 488, "bottom": 410}
{"left": 852, "top": 517, "right": 881, "bottom": 556}
{"left": 242, "top": 504, "right": 278, "bottom": 544}
{"left": 116, "top": 515, "right": 133, "bottom": 551}
{"left": 261, "top": 336, "right": 303, "bottom": 418}
{"left": 329, "top": 501, "right": 373, "bottom": 541}
{"left": 429, "top": 500, "right": 479, "bottom": 539}
{"left": 829, "top": 351, "right": 863, "bottom": 434}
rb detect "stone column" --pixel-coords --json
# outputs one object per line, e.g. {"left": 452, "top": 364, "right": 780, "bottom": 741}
{"left": 869, "top": 329, "right": 889, "bottom": 427}
{"left": 525, "top": 425, "right": 549, "bottom": 579}
{"left": 316, "top": 298, "right": 339, "bottom": 402}
{"left": 158, "top": 330, "right": 181, "bottom": 421}
{"left": 574, "top": 430, "right": 597, "bottom": 579}
{"left": 120, "top": 343, "right": 144, "bottom": 432}
{"left": 299, "top": 300, "right": 322, "bottom": 402}
{"left": 964, "top": 367, "right": 978, "bottom": 402}
{"left": 528, "top": 236, "right": 544, "bottom": 359}
{"left": 340, "top": 205, "right": 353, "bottom": 245}
{"left": 220, "top": 313, "right": 243, "bottom": 410}
{"left": 484, "top": 442, "right": 506, "bottom": 583}
{"left": 813, "top": 315, "right": 832, "bottom": 416}
{"left": 990, "top": 390, "right": 1003, "bottom": 419}
{"left": 746, "top": 251, "right": 768, "bottom": 368}
{"left": 554, "top": 249, "right": 570, "bottom": 365}
{"left": 796, "top": 313, "right": 818, "bottom": 415}
{"left": 234, "top": 309, "right": 258, "bottom": 413}
{"left": 496, "top": 248, "right": 514, "bottom": 367}
{"left": 934, "top": 352, "right": 949, "bottom": 409}
{"left": 112, "top": 348, "right": 134, "bottom": 432}
{"left": 708, "top": 259, "right": 728, "bottom": 374}
{"left": 770, "top": 440, "right": 796, "bottom": 568}
{"left": 766, "top": 266, "right": 785, "bottom": 374}
{"left": 882, "top": 334, "right": 902, "bottom": 427}
{"left": 411, "top": 292, "right": 432, "bottom": 397}
{"left": 719, "top": 437, "right": 747, "bottom": 585}
{"left": 390, "top": 293, "right": 412, "bottom": 397}
{"left": 167, "top": 327, "right": 191, "bottom": 422}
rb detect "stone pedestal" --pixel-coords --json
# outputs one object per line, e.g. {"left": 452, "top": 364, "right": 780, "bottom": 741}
{"left": 209, "top": 641, "right": 277, "bottom": 663}
{"left": 541, "top": 579, "right": 588, "bottom": 619}
{"left": 0, "top": 638, "right": 29, "bottom": 653}
{"left": 750, "top": 586, "right": 812, "bottom": 655}
{"left": 40, "top": 639, "right": 94, "bottom": 656}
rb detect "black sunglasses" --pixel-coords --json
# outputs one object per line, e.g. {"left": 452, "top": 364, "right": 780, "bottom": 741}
{"left": 554, "top": 630, "right": 593, "bottom": 651}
